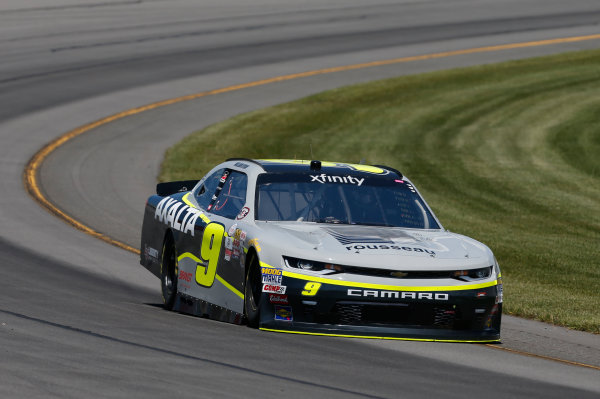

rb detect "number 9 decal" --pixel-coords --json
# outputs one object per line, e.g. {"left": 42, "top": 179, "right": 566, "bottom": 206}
{"left": 302, "top": 282, "right": 321, "bottom": 296}
{"left": 196, "top": 222, "right": 225, "bottom": 287}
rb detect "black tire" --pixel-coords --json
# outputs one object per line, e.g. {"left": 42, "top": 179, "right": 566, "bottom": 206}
{"left": 244, "top": 253, "right": 262, "bottom": 327}
{"left": 160, "top": 234, "right": 178, "bottom": 310}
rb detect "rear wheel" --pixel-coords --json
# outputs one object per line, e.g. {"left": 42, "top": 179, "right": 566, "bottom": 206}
{"left": 161, "top": 234, "right": 178, "bottom": 310}
{"left": 244, "top": 254, "right": 262, "bottom": 327}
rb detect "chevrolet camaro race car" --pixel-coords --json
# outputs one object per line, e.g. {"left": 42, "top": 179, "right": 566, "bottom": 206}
{"left": 140, "top": 159, "right": 502, "bottom": 342}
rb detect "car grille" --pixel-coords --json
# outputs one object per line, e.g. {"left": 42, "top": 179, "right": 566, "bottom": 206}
{"left": 332, "top": 301, "right": 458, "bottom": 328}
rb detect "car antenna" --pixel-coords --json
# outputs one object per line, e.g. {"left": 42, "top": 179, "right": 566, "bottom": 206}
{"left": 310, "top": 143, "right": 314, "bottom": 159}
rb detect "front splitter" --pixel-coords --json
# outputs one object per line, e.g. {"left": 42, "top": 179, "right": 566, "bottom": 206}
{"left": 260, "top": 321, "right": 500, "bottom": 343}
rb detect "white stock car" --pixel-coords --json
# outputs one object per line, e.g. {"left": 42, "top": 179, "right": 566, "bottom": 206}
{"left": 140, "top": 159, "right": 502, "bottom": 342}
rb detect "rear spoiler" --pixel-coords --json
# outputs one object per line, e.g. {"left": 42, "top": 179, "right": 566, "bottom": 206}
{"left": 156, "top": 180, "right": 199, "bottom": 197}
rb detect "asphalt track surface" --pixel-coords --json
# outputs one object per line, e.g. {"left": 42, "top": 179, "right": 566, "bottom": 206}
{"left": 1, "top": 0, "right": 600, "bottom": 397}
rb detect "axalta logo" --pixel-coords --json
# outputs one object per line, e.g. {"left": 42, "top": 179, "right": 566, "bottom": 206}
{"left": 347, "top": 289, "right": 448, "bottom": 300}
{"left": 310, "top": 174, "right": 364, "bottom": 186}
{"left": 154, "top": 197, "right": 205, "bottom": 236}
{"left": 345, "top": 244, "right": 435, "bottom": 255}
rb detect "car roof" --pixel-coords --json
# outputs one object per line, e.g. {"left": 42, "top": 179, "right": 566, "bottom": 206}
{"left": 226, "top": 158, "right": 402, "bottom": 178}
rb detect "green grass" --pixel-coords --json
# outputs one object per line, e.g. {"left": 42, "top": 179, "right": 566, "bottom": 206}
{"left": 160, "top": 49, "right": 600, "bottom": 333}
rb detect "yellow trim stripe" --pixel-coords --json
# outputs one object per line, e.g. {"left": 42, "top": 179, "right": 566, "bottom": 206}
{"left": 260, "top": 328, "right": 499, "bottom": 343}
{"left": 215, "top": 275, "right": 244, "bottom": 300}
{"left": 178, "top": 252, "right": 202, "bottom": 263}
{"left": 178, "top": 253, "right": 244, "bottom": 299}
{"left": 182, "top": 192, "right": 195, "bottom": 208}
{"left": 282, "top": 270, "right": 497, "bottom": 291}
{"left": 261, "top": 159, "right": 386, "bottom": 174}
{"left": 182, "top": 194, "right": 211, "bottom": 223}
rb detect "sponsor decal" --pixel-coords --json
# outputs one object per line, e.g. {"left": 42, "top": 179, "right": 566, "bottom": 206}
{"left": 262, "top": 274, "right": 283, "bottom": 284}
{"left": 263, "top": 284, "right": 286, "bottom": 294}
{"left": 261, "top": 267, "right": 282, "bottom": 275}
{"left": 274, "top": 305, "right": 293, "bottom": 321}
{"left": 234, "top": 162, "right": 249, "bottom": 169}
{"left": 224, "top": 236, "right": 233, "bottom": 261}
{"left": 347, "top": 289, "right": 449, "bottom": 300}
{"left": 232, "top": 228, "right": 243, "bottom": 260}
{"left": 248, "top": 238, "right": 261, "bottom": 252}
{"left": 476, "top": 292, "right": 487, "bottom": 297}
{"left": 310, "top": 174, "right": 364, "bottom": 186}
{"left": 236, "top": 206, "right": 250, "bottom": 220}
{"left": 269, "top": 294, "right": 289, "bottom": 304}
{"left": 228, "top": 224, "right": 237, "bottom": 237}
{"left": 144, "top": 245, "right": 159, "bottom": 260}
{"left": 154, "top": 197, "right": 205, "bottom": 236}
{"left": 178, "top": 270, "right": 193, "bottom": 283}
{"left": 240, "top": 230, "right": 247, "bottom": 241}
{"left": 345, "top": 244, "right": 435, "bottom": 255}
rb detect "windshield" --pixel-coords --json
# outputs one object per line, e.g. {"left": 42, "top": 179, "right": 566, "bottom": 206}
{"left": 256, "top": 173, "right": 440, "bottom": 229}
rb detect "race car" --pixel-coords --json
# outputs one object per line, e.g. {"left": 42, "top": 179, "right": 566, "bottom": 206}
{"left": 140, "top": 159, "right": 502, "bottom": 342}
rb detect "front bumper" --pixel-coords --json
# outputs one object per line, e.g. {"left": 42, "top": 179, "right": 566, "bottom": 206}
{"left": 258, "top": 270, "right": 502, "bottom": 342}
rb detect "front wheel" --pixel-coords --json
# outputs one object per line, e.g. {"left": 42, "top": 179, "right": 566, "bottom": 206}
{"left": 160, "top": 234, "right": 178, "bottom": 310}
{"left": 244, "top": 254, "right": 262, "bottom": 327}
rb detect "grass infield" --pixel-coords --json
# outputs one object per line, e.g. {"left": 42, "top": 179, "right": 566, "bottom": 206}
{"left": 161, "top": 49, "right": 600, "bottom": 333}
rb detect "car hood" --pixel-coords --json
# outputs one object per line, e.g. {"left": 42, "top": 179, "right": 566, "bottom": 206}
{"left": 255, "top": 222, "right": 493, "bottom": 270}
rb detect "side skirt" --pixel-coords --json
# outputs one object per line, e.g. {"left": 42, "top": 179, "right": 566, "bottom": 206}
{"left": 174, "top": 293, "right": 245, "bottom": 325}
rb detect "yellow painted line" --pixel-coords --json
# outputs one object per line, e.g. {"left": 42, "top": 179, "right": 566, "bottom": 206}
{"left": 283, "top": 269, "right": 498, "bottom": 291}
{"left": 23, "top": 33, "right": 600, "bottom": 257}
{"left": 22, "top": 32, "right": 600, "bottom": 370}
{"left": 484, "top": 344, "right": 600, "bottom": 371}
{"left": 263, "top": 330, "right": 600, "bottom": 369}
{"left": 260, "top": 328, "right": 499, "bottom": 343}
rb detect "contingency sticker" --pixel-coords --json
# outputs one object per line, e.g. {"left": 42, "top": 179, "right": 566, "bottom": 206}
{"left": 274, "top": 306, "right": 293, "bottom": 321}
{"left": 236, "top": 207, "right": 250, "bottom": 220}
{"left": 262, "top": 274, "right": 283, "bottom": 284}
{"left": 269, "top": 294, "right": 289, "bottom": 304}
{"left": 263, "top": 284, "right": 286, "bottom": 294}
{"left": 224, "top": 236, "right": 233, "bottom": 261}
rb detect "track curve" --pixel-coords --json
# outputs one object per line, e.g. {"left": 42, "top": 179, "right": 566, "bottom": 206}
{"left": 1, "top": 1, "right": 600, "bottom": 397}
